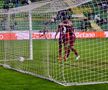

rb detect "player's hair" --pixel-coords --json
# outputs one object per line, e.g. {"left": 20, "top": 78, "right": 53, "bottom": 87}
{"left": 62, "top": 16, "right": 67, "bottom": 21}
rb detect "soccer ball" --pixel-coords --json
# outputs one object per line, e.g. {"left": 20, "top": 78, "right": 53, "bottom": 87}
{"left": 19, "top": 56, "right": 25, "bottom": 62}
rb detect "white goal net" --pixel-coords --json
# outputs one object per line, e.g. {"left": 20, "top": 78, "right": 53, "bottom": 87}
{"left": 0, "top": 0, "right": 108, "bottom": 86}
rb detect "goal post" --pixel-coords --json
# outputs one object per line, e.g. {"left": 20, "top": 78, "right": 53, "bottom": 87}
{"left": 28, "top": 10, "right": 33, "bottom": 60}
{"left": 0, "top": 0, "right": 108, "bottom": 86}
{"left": 0, "top": 10, "right": 33, "bottom": 62}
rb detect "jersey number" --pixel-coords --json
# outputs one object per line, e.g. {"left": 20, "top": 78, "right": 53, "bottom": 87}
{"left": 63, "top": 26, "right": 66, "bottom": 33}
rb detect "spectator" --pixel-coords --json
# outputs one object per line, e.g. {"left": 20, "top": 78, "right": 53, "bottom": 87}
{"left": 3, "top": 0, "right": 10, "bottom": 9}
{"left": 94, "top": 14, "right": 108, "bottom": 25}
{"left": 88, "top": 12, "right": 95, "bottom": 20}
{"left": 98, "top": 18, "right": 108, "bottom": 25}
{"left": 81, "top": 19, "right": 91, "bottom": 31}
{"left": 56, "top": 8, "right": 72, "bottom": 21}
{"left": 10, "top": 0, "right": 19, "bottom": 7}
{"left": 94, "top": 14, "right": 101, "bottom": 23}
{"left": 13, "top": 0, "right": 19, "bottom": 7}
{"left": 21, "top": 0, "right": 30, "bottom": 5}
{"left": 98, "top": 1, "right": 108, "bottom": 12}
{"left": 102, "top": 2, "right": 108, "bottom": 10}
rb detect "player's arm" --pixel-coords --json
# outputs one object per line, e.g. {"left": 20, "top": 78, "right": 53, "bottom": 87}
{"left": 55, "top": 28, "right": 59, "bottom": 39}
{"left": 55, "top": 24, "right": 61, "bottom": 39}
{"left": 63, "top": 20, "right": 73, "bottom": 26}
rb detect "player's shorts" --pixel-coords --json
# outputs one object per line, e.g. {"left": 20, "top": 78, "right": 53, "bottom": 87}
{"left": 59, "top": 32, "right": 76, "bottom": 47}
{"left": 59, "top": 33, "right": 70, "bottom": 46}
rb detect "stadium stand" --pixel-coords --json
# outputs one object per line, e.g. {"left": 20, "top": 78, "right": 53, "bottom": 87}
{"left": 0, "top": 0, "right": 107, "bottom": 31}
{"left": 0, "top": 1, "right": 4, "bottom": 9}
{"left": 71, "top": 0, "right": 108, "bottom": 31}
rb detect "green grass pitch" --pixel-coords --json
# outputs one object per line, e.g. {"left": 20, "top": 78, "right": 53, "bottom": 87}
{"left": 0, "top": 38, "right": 108, "bottom": 89}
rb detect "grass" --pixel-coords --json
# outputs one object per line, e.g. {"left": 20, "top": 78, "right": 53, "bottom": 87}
{"left": 0, "top": 38, "right": 108, "bottom": 88}
{"left": 0, "top": 66, "right": 108, "bottom": 90}
{"left": 0, "top": 0, "right": 108, "bottom": 89}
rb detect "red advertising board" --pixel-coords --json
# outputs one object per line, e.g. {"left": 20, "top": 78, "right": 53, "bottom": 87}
{"left": 0, "top": 33, "right": 17, "bottom": 40}
{"left": 75, "top": 32, "right": 106, "bottom": 38}
{"left": 0, "top": 31, "right": 107, "bottom": 40}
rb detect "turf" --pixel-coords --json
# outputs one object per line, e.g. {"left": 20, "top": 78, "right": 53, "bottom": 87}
{"left": 0, "top": 0, "right": 108, "bottom": 89}
{"left": 0, "top": 66, "right": 108, "bottom": 90}
{"left": 0, "top": 38, "right": 108, "bottom": 87}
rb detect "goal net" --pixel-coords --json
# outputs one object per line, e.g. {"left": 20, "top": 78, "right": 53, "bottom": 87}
{"left": 0, "top": 0, "right": 108, "bottom": 86}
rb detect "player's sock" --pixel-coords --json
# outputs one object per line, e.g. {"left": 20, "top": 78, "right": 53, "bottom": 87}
{"left": 76, "top": 55, "right": 80, "bottom": 60}
{"left": 67, "top": 48, "right": 70, "bottom": 58}
{"left": 71, "top": 48, "right": 78, "bottom": 56}
{"left": 71, "top": 47, "right": 80, "bottom": 60}
{"left": 58, "top": 46, "right": 62, "bottom": 61}
{"left": 57, "top": 55, "right": 62, "bottom": 62}
{"left": 64, "top": 55, "right": 67, "bottom": 61}
{"left": 57, "top": 56, "right": 62, "bottom": 61}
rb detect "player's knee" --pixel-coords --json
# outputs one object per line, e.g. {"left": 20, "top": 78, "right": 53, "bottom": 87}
{"left": 59, "top": 40, "right": 62, "bottom": 44}
{"left": 70, "top": 45, "right": 74, "bottom": 49}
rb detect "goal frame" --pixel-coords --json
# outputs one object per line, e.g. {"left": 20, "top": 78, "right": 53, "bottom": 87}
{"left": 0, "top": 0, "right": 108, "bottom": 86}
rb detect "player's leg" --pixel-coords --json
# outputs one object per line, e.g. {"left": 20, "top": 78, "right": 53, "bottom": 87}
{"left": 66, "top": 33, "right": 71, "bottom": 58}
{"left": 63, "top": 34, "right": 69, "bottom": 61}
{"left": 63, "top": 41, "right": 67, "bottom": 61}
{"left": 70, "top": 34, "right": 80, "bottom": 60}
{"left": 72, "top": 47, "right": 80, "bottom": 60}
{"left": 66, "top": 46, "right": 71, "bottom": 58}
{"left": 58, "top": 38, "right": 62, "bottom": 61}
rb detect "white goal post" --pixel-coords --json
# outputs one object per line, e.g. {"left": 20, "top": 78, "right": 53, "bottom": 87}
{"left": 0, "top": 0, "right": 108, "bottom": 86}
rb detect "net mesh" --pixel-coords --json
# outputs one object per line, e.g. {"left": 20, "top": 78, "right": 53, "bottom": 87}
{"left": 0, "top": 0, "right": 92, "bottom": 14}
{"left": 0, "top": 0, "right": 108, "bottom": 86}
{"left": 0, "top": 11, "right": 31, "bottom": 62}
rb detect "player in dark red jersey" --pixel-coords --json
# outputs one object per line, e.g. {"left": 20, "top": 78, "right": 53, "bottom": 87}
{"left": 55, "top": 20, "right": 68, "bottom": 61}
{"left": 55, "top": 17, "right": 80, "bottom": 62}
{"left": 66, "top": 23, "right": 80, "bottom": 61}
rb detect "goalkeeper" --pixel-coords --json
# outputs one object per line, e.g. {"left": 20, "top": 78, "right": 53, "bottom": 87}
{"left": 55, "top": 16, "right": 79, "bottom": 62}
